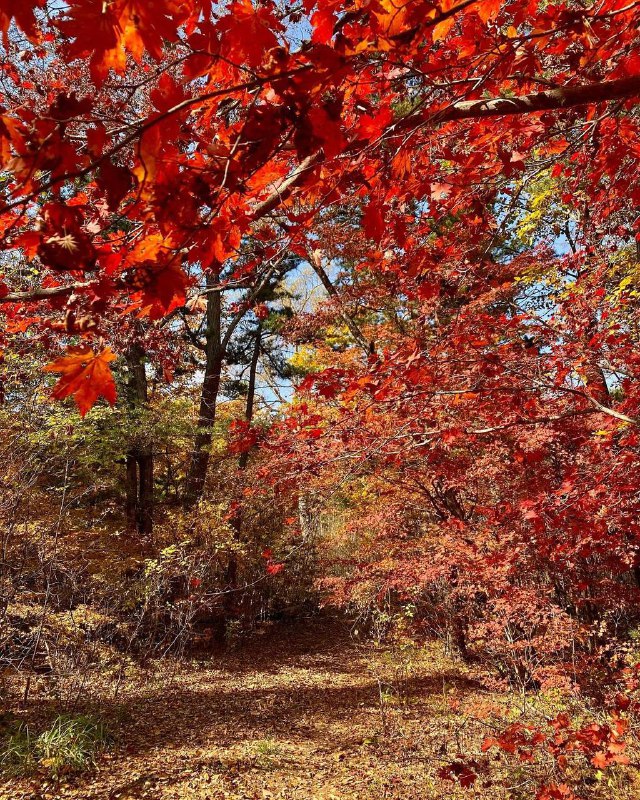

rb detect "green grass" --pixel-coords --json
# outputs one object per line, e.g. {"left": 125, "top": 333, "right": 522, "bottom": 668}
{"left": 247, "top": 737, "right": 283, "bottom": 768}
{"left": 0, "top": 714, "right": 110, "bottom": 777}
{"left": 0, "top": 725, "right": 36, "bottom": 775}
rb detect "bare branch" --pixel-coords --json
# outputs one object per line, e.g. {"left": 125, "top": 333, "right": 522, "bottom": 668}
{"left": 308, "top": 249, "right": 374, "bottom": 355}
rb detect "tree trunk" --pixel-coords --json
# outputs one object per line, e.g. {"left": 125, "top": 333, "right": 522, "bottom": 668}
{"left": 184, "top": 285, "right": 223, "bottom": 507}
{"left": 124, "top": 343, "right": 154, "bottom": 536}
{"left": 225, "top": 325, "right": 262, "bottom": 626}
{"left": 137, "top": 449, "right": 154, "bottom": 536}
{"left": 238, "top": 325, "right": 261, "bottom": 470}
{"left": 125, "top": 454, "right": 137, "bottom": 532}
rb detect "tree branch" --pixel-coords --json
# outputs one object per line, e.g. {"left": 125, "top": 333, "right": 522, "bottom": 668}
{"left": 308, "top": 249, "right": 374, "bottom": 355}
{"left": 251, "top": 152, "right": 324, "bottom": 220}
{"left": 0, "top": 283, "right": 88, "bottom": 303}
{"left": 399, "top": 74, "right": 640, "bottom": 131}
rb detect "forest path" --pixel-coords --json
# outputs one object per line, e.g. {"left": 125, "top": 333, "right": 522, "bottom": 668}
{"left": 5, "top": 616, "right": 486, "bottom": 800}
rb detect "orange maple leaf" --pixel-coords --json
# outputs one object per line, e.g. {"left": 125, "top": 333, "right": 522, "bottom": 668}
{"left": 43, "top": 345, "right": 117, "bottom": 417}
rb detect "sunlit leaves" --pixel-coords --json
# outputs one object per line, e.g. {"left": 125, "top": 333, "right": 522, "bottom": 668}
{"left": 121, "top": 234, "right": 190, "bottom": 319}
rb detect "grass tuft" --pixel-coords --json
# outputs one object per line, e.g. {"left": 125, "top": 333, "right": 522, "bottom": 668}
{"left": 0, "top": 714, "right": 110, "bottom": 777}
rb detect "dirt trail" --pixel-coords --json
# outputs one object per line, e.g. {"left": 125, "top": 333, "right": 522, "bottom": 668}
{"left": 3, "top": 617, "right": 487, "bottom": 800}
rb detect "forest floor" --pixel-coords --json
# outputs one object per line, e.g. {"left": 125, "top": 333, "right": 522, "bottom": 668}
{"left": 3, "top": 615, "right": 637, "bottom": 800}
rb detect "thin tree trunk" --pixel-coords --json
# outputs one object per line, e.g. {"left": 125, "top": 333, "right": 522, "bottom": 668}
{"left": 125, "top": 454, "right": 137, "bottom": 532}
{"left": 184, "top": 258, "right": 287, "bottom": 508}
{"left": 138, "top": 450, "right": 154, "bottom": 536}
{"left": 225, "top": 325, "right": 263, "bottom": 626}
{"left": 124, "top": 343, "right": 154, "bottom": 535}
{"left": 238, "top": 325, "right": 262, "bottom": 470}
{"left": 184, "top": 285, "right": 223, "bottom": 507}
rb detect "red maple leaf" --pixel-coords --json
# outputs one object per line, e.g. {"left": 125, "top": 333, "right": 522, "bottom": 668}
{"left": 43, "top": 345, "right": 117, "bottom": 417}
{"left": 37, "top": 203, "right": 97, "bottom": 272}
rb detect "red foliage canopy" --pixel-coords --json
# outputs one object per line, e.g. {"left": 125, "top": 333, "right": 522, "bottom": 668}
{"left": 2, "top": 3, "right": 640, "bottom": 795}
